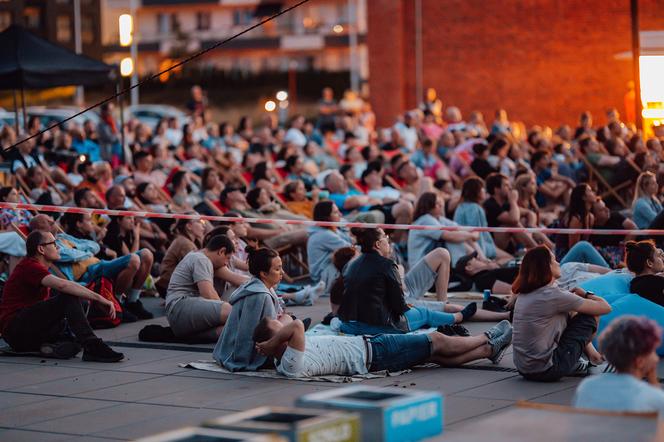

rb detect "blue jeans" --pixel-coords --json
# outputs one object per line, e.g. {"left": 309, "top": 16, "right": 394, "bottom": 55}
{"left": 369, "top": 334, "right": 432, "bottom": 372}
{"left": 81, "top": 252, "right": 139, "bottom": 283}
{"left": 340, "top": 321, "right": 403, "bottom": 336}
{"left": 560, "top": 241, "right": 610, "bottom": 268}
{"left": 404, "top": 306, "right": 455, "bottom": 331}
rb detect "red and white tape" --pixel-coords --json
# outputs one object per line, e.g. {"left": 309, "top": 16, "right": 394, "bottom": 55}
{"left": 1, "top": 201, "right": 662, "bottom": 236}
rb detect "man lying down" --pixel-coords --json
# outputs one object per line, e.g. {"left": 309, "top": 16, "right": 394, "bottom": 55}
{"left": 253, "top": 317, "right": 512, "bottom": 378}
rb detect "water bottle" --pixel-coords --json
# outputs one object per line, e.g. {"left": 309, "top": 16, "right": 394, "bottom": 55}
{"left": 483, "top": 289, "right": 491, "bottom": 302}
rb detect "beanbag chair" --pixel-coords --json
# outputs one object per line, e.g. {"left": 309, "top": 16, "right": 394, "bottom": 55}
{"left": 595, "top": 294, "right": 664, "bottom": 356}
{"left": 580, "top": 272, "right": 632, "bottom": 302}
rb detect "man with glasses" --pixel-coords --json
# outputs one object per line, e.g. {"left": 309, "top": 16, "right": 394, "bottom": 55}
{"left": 0, "top": 231, "right": 124, "bottom": 362}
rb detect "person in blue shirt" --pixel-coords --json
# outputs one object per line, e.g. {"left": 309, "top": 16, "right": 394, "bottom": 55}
{"left": 632, "top": 171, "right": 662, "bottom": 229}
{"left": 323, "top": 170, "right": 384, "bottom": 224}
{"left": 574, "top": 316, "right": 664, "bottom": 415}
{"left": 453, "top": 176, "right": 513, "bottom": 265}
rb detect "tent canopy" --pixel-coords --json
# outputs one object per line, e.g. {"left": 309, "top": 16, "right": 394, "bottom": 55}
{"left": 0, "top": 25, "right": 114, "bottom": 91}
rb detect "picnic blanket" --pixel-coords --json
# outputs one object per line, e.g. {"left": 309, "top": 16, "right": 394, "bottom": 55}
{"left": 179, "top": 360, "right": 410, "bottom": 383}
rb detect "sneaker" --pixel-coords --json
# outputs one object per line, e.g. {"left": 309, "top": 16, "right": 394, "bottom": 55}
{"left": 570, "top": 358, "right": 591, "bottom": 377}
{"left": 482, "top": 296, "right": 508, "bottom": 313}
{"left": 450, "top": 324, "right": 470, "bottom": 337}
{"left": 436, "top": 324, "right": 470, "bottom": 337}
{"left": 124, "top": 300, "right": 154, "bottom": 320}
{"left": 460, "top": 302, "right": 477, "bottom": 321}
{"left": 121, "top": 308, "right": 138, "bottom": 323}
{"left": 39, "top": 341, "right": 82, "bottom": 359}
{"left": 436, "top": 325, "right": 456, "bottom": 336}
{"left": 82, "top": 339, "right": 124, "bottom": 363}
{"left": 486, "top": 321, "right": 513, "bottom": 364}
{"left": 484, "top": 320, "right": 511, "bottom": 342}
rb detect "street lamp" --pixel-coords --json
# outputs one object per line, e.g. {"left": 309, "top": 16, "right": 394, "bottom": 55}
{"left": 118, "top": 2, "right": 139, "bottom": 106}
{"left": 264, "top": 100, "right": 277, "bottom": 112}
{"left": 276, "top": 91, "right": 288, "bottom": 102}
{"left": 120, "top": 57, "right": 134, "bottom": 77}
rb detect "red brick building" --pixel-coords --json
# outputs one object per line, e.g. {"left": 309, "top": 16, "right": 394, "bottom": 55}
{"left": 366, "top": 0, "right": 664, "bottom": 128}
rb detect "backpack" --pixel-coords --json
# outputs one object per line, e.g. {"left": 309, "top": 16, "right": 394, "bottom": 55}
{"left": 85, "top": 277, "right": 123, "bottom": 329}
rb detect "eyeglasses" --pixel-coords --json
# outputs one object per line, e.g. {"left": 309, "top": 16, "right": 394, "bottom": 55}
{"left": 40, "top": 241, "right": 57, "bottom": 248}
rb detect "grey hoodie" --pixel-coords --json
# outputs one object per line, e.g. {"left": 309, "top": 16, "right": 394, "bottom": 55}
{"left": 213, "top": 278, "right": 281, "bottom": 371}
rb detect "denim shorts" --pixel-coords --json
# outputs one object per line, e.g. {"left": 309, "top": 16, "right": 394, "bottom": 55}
{"left": 368, "top": 334, "right": 432, "bottom": 372}
{"left": 81, "top": 252, "right": 137, "bottom": 283}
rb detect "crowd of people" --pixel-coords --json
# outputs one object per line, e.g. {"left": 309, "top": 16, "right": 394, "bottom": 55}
{"left": 1, "top": 85, "right": 664, "bottom": 416}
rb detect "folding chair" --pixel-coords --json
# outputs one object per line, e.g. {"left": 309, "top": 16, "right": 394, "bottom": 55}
{"left": 580, "top": 155, "right": 632, "bottom": 208}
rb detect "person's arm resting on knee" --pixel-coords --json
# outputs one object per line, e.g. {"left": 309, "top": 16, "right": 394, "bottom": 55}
{"left": 42, "top": 275, "right": 116, "bottom": 319}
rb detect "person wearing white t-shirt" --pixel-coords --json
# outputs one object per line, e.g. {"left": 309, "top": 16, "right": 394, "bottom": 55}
{"left": 574, "top": 316, "right": 664, "bottom": 416}
{"left": 253, "top": 318, "right": 513, "bottom": 378}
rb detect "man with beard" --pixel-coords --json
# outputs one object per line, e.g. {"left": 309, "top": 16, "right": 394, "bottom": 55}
{"left": 76, "top": 161, "right": 107, "bottom": 202}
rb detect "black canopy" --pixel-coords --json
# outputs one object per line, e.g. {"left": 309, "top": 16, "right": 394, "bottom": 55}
{"left": 0, "top": 25, "right": 114, "bottom": 90}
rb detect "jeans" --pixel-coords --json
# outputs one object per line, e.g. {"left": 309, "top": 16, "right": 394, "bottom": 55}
{"left": 340, "top": 320, "right": 404, "bottom": 336}
{"left": 81, "top": 252, "right": 137, "bottom": 284}
{"left": 3, "top": 293, "right": 97, "bottom": 352}
{"left": 560, "top": 241, "right": 610, "bottom": 268}
{"left": 521, "top": 314, "right": 597, "bottom": 382}
{"left": 404, "top": 306, "right": 455, "bottom": 331}
{"left": 369, "top": 334, "right": 432, "bottom": 372}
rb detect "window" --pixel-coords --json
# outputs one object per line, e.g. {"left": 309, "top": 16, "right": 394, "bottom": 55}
{"left": 196, "top": 11, "right": 210, "bottom": 31}
{"left": 157, "top": 13, "right": 169, "bottom": 35}
{"left": 0, "top": 12, "right": 11, "bottom": 32}
{"left": 23, "top": 7, "right": 41, "bottom": 29}
{"left": 232, "top": 9, "right": 252, "bottom": 26}
{"left": 56, "top": 15, "right": 71, "bottom": 42}
{"left": 81, "top": 16, "right": 94, "bottom": 44}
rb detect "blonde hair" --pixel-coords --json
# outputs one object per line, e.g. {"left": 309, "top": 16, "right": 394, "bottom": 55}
{"left": 633, "top": 171, "right": 657, "bottom": 208}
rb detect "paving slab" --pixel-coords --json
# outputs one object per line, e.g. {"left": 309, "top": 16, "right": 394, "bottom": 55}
{"left": 0, "top": 397, "right": 119, "bottom": 428}
{"left": 10, "top": 370, "right": 160, "bottom": 396}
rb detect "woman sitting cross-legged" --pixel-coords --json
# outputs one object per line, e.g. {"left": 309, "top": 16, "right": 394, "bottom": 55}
{"left": 336, "top": 227, "right": 510, "bottom": 337}
{"left": 573, "top": 316, "right": 664, "bottom": 413}
{"left": 625, "top": 240, "right": 664, "bottom": 307}
{"left": 512, "top": 246, "right": 612, "bottom": 382}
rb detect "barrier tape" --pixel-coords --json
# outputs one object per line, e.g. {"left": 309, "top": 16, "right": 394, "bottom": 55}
{"left": 2, "top": 201, "right": 662, "bottom": 236}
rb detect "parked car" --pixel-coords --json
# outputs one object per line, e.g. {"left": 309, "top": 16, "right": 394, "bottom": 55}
{"left": 124, "top": 104, "right": 189, "bottom": 130}
{"left": 26, "top": 106, "right": 102, "bottom": 129}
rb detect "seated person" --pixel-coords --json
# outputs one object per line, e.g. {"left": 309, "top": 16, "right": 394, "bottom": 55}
{"left": 253, "top": 318, "right": 513, "bottom": 378}
{"left": 573, "top": 316, "right": 664, "bottom": 413}
{"left": 156, "top": 217, "right": 205, "bottom": 297}
{"left": 531, "top": 149, "right": 574, "bottom": 207}
{"left": 455, "top": 252, "right": 519, "bottom": 295}
{"left": 337, "top": 227, "right": 509, "bottom": 336}
{"left": 626, "top": 240, "right": 664, "bottom": 307}
{"left": 29, "top": 214, "right": 154, "bottom": 320}
{"left": 165, "top": 235, "right": 234, "bottom": 343}
{"left": 469, "top": 143, "right": 497, "bottom": 179}
{"left": 483, "top": 173, "right": 537, "bottom": 252}
{"left": 213, "top": 247, "right": 288, "bottom": 371}
{"left": 632, "top": 171, "right": 662, "bottom": 229}
{"left": 512, "top": 246, "right": 612, "bottom": 382}
{"left": 591, "top": 198, "right": 637, "bottom": 268}
{"left": 306, "top": 201, "right": 352, "bottom": 292}
{"left": 283, "top": 180, "right": 320, "bottom": 220}
{"left": 0, "top": 186, "right": 33, "bottom": 231}
{"left": 0, "top": 231, "right": 27, "bottom": 274}
{"left": 409, "top": 192, "right": 481, "bottom": 267}
{"left": 220, "top": 187, "right": 307, "bottom": 249}
{"left": 454, "top": 176, "right": 512, "bottom": 265}
{"left": 323, "top": 170, "right": 385, "bottom": 224}
{"left": 0, "top": 230, "right": 123, "bottom": 362}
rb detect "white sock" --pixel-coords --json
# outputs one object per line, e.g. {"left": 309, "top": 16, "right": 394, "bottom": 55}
{"left": 128, "top": 288, "right": 141, "bottom": 303}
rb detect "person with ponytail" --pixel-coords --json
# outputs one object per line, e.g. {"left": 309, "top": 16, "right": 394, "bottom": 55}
{"left": 156, "top": 215, "right": 206, "bottom": 297}
{"left": 213, "top": 245, "right": 290, "bottom": 371}
{"left": 511, "top": 246, "right": 611, "bottom": 382}
{"left": 337, "top": 227, "right": 509, "bottom": 337}
{"left": 626, "top": 240, "right": 664, "bottom": 307}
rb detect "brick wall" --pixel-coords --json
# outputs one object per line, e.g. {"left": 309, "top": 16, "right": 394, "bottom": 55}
{"left": 367, "top": 0, "right": 664, "bottom": 128}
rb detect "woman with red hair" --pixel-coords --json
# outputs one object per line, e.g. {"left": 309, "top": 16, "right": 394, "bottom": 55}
{"left": 511, "top": 246, "right": 611, "bottom": 382}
